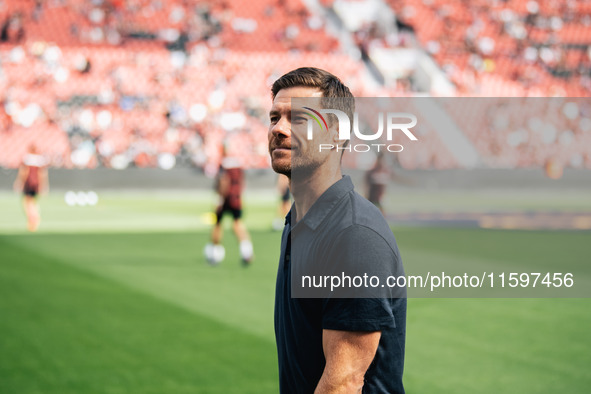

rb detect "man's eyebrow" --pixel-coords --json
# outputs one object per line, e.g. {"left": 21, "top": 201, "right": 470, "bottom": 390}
{"left": 269, "top": 108, "right": 305, "bottom": 117}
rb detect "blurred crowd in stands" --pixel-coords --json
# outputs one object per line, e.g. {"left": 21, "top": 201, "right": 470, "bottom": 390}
{"left": 0, "top": 0, "right": 590, "bottom": 172}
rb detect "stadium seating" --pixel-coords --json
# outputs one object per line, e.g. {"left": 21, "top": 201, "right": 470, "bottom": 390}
{"left": 1, "top": 0, "right": 590, "bottom": 170}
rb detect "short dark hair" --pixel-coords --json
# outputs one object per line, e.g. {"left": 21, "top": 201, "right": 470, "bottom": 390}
{"left": 271, "top": 67, "right": 355, "bottom": 125}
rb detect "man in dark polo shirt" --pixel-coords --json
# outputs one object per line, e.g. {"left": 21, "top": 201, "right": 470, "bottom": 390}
{"left": 268, "top": 67, "right": 406, "bottom": 393}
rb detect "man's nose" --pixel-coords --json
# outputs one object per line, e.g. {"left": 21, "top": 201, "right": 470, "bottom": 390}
{"left": 271, "top": 117, "right": 290, "bottom": 138}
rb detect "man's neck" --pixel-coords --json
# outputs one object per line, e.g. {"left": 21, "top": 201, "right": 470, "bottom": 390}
{"left": 289, "top": 164, "right": 342, "bottom": 224}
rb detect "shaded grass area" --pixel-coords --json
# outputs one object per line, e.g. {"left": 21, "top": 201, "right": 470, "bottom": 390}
{"left": 0, "top": 238, "right": 278, "bottom": 394}
{"left": 3, "top": 230, "right": 281, "bottom": 340}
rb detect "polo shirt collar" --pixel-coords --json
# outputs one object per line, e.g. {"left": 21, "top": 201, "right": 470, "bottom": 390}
{"left": 293, "top": 175, "right": 353, "bottom": 231}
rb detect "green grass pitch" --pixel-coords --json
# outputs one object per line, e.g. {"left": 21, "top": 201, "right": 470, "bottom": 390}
{"left": 0, "top": 190, "right": 590, "bottom": 393}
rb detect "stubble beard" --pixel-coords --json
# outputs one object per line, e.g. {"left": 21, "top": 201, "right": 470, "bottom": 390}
{"left": 271, "top": 152, "right": 322, "bottom": 180}
{"left": 271, "top": 160, "right": 291, "bottom": 178}
{"left": 270, "top": 138, "right": 330, "bottom": 180}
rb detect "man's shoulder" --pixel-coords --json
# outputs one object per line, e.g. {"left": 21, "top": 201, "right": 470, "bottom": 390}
{"left": 347, "top": 190, "right": 394, "bottom": 236}
{"left": 321, "top": 189, "right": 399, "bottom": 252}
{"left": 310, "top": 178, "right": 397, "bottom": 247}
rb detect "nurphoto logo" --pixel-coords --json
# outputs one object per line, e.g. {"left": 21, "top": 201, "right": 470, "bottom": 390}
{"left": 302, "top": 107, "right": 418, "bottom": 153}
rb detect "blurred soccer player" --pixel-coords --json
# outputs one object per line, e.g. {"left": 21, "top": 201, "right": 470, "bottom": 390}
{"left": 13, "top": 144, "right": 48, "bottom": 232}
{"left": 365, "top": 153, "right": 411, "bottom": 215}
{"left": 272, "top": 174, "right": 291, "bottom": 231}
{"left": 204, "top": 151, "right": 253, "bottom": 266}
{"left": 365, "top": 153, "right": 390, "bottom": 213}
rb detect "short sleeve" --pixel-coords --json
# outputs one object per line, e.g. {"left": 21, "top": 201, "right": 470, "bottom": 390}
{"left": 322, "top": 297, "right": 395, "bottom": 331}
{"left": 319, "top": 224, "right": 405, "bottom": 299}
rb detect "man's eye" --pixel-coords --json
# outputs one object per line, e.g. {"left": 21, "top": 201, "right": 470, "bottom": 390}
{"left": 293, "top": 116, "right": 306, "bottom": 123}
{"left": 270, "top": 116, "right": 279, "bottom": 123}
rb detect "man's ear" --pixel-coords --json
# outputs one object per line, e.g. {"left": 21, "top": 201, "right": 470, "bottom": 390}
{"left": 331, "top": 121, "right": 340, "bottom": 144}
{"left": 331, "top": 123, "right": 350, "bottom": 150}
